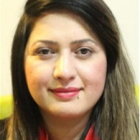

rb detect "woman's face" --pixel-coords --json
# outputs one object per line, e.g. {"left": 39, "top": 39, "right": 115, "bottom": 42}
{"left": 24, "top": 12, "right": 107, "bottom": 118}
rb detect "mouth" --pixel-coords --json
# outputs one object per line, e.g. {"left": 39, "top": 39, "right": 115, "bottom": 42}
{"left": 48, "top": 87, "right": 83, "bottom": 100}
{"left": 49, "top": 87, "right": 82, "bottom": 93}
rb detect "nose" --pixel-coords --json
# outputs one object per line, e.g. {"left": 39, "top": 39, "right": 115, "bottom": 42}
{"left": 53, "top": 55, "right": 76, "bottom": 84}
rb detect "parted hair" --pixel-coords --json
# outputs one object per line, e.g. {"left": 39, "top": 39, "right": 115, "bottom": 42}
{"left": 5, "top": 0, "right": 139, "bottom": 140}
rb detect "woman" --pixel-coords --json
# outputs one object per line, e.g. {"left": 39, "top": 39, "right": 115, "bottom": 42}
{"left": 1, "top": 0, "right": 138, "bottom": 140}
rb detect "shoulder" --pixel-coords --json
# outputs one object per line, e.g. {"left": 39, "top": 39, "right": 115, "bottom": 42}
{"left": 0, "top": 119, "right": 8, "bottom": 140}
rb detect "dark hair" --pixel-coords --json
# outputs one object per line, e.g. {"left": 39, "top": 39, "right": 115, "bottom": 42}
{"left": 8, "top": 0, "right": 139, "bottom": 139}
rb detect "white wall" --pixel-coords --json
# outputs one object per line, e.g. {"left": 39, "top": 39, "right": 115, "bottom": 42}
{"left": 0, "top": 1, "right": 26, "bottom": 95}
{"left": 0, "top": 0, "right": 139, "bottom": 95}
{"left": 105, "top": 0, "right": 140, "bottom": 84}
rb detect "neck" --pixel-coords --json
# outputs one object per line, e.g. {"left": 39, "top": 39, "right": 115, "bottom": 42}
{"left": 41, "top": 112, "right": 91, "bottom": 140}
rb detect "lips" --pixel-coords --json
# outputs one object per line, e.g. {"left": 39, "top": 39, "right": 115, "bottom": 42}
{"left": 50, "top": 87, "right": 81, "bottom": 93}
{"left": 49, "top": 87, "right": 82, "bottom": 100}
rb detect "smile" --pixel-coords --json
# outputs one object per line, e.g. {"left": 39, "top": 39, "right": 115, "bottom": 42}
{"left": 48, "top": 87, "right": 83, "bottom": 100}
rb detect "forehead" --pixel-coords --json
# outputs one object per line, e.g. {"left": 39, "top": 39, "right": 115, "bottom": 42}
{"left": 35, "top": 11, "right": 91, "bottom": 31}
{"left": 37, "top": 10, "right": 90, "bottom": 28}
{"left": 29, "top": 11, "right": 101, "bottom": 43}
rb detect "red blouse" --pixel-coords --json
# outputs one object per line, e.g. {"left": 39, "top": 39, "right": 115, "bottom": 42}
{"left": 39, "top": 126, "right": 99, "bottom": 140}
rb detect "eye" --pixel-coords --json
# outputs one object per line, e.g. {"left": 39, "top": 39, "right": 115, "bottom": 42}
{"left": 34, "top": 47, "right": 55, "bottom": 58}
{"left": 75, "top": 47, "right": 93, "bottom": 59}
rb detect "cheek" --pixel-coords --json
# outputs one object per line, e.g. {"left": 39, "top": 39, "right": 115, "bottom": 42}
{"left": 90, "top": 61, "right": 107, "bottom": 85}
{"left": 24, "top": 60, "right": 51, "bottom": 92}
{"left": 79, "top": 57, "right": 107, "bottom": 95}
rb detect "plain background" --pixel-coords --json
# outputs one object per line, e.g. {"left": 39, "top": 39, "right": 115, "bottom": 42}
{"left": 0, "top": 0, "right": 139, "bottom": 95}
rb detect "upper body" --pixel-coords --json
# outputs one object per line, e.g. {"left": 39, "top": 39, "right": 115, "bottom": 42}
{"left": 1, "top": 0, "right": 139, "bottom": 140}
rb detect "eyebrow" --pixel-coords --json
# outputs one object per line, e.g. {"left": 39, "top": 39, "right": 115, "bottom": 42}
{"left": 71, "top": 39, "right": 96, "bottom": 45}
{"left": 32, "top": 38, "right": 96, "bottom": 47}
{"left": 32, "top": 40, "right": 57, "bottom": 46}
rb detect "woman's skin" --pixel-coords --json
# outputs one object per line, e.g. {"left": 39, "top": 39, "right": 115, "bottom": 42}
{"left": 24, "top": 12, "right": 107, "bottom": 140}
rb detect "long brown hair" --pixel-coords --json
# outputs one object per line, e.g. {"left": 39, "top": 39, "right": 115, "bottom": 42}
{"left": 6, "top": 0, "right": 139, "bottom": 139}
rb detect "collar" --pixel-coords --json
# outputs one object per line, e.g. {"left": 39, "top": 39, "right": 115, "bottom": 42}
{"left": 39, "top": 126, "right": 99, "bottom": 140}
